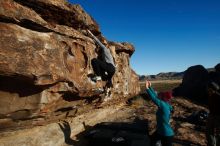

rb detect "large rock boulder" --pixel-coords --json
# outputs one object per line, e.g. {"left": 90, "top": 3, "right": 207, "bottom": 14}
{"left": 0, "top": 0, "right": 140, "bottom": 132}
{"left": 173, "top": 65, "right": 209, "bottom": 103}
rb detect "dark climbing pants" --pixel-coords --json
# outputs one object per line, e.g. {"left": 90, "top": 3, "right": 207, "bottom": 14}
{"left": 91, "top": 58, "right": 115, "bottom": 81}
{"left": 206, "top": 115, "right": 220, "bottom": 146}
{"left": 150, "top": 131, "right": 173, "bottom": 146}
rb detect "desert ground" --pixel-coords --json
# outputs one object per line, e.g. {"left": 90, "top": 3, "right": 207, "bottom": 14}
{"left": 74, "top": 79, "right": 207, "bottom": 146}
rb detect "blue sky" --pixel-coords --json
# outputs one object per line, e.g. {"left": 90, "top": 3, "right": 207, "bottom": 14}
{"left": 69, "top": 0, "right": 220, "bottom": 75}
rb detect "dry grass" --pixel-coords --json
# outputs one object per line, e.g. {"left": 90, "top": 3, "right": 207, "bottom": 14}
{"left": 139, "top": 79, "right": 182, "bottom": 93}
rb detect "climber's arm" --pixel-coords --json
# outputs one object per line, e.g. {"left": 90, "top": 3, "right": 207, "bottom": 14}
{"left": 87, "top": 30, "right": 107, "bottom": 51}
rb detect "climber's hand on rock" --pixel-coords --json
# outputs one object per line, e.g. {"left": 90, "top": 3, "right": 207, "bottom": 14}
{"left": 87, "top": 29, "right": 94, "bottom": 37}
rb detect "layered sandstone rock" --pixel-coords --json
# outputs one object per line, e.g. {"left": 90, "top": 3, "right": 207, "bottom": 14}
{"left": 0, "top": 0, "right": 140, "bottom": 133}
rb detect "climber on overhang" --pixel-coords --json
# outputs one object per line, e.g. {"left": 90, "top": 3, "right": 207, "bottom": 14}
{"left": 86, "top": 30, "right": 116, "bottom": 88}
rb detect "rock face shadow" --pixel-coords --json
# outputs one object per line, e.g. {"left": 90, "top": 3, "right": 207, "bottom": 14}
{"left": 83, "top": 118, "right": 150, "bottom": 146}
{"left": 58, "top": 118, "right": 150, "bottom": 146}
{"left": 0, "top": 75, "right": 44, "bottom": 97}
{"left": 59, "top": 121, "right": 75, "bottom": 146}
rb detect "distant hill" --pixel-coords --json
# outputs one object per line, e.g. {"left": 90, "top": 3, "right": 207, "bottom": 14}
{"left": 139, "top": 72, "right": 184, "bottom": 81}
{"left": 139, "top": 67, "right": 215, "bottom": 81}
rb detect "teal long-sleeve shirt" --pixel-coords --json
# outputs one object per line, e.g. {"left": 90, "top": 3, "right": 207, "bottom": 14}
{"left": 146, "top": 87, "right": 174, "bottom": 136}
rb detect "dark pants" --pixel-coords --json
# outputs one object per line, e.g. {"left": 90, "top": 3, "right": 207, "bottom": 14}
{"left": 91, "top": 58, "right": 115, "bottom": 81}
{"left": 150, "top": 131, "right": 173, "bottom": 146}
{"left": 206, "top": 115, "right": 220, "bottom": 146}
